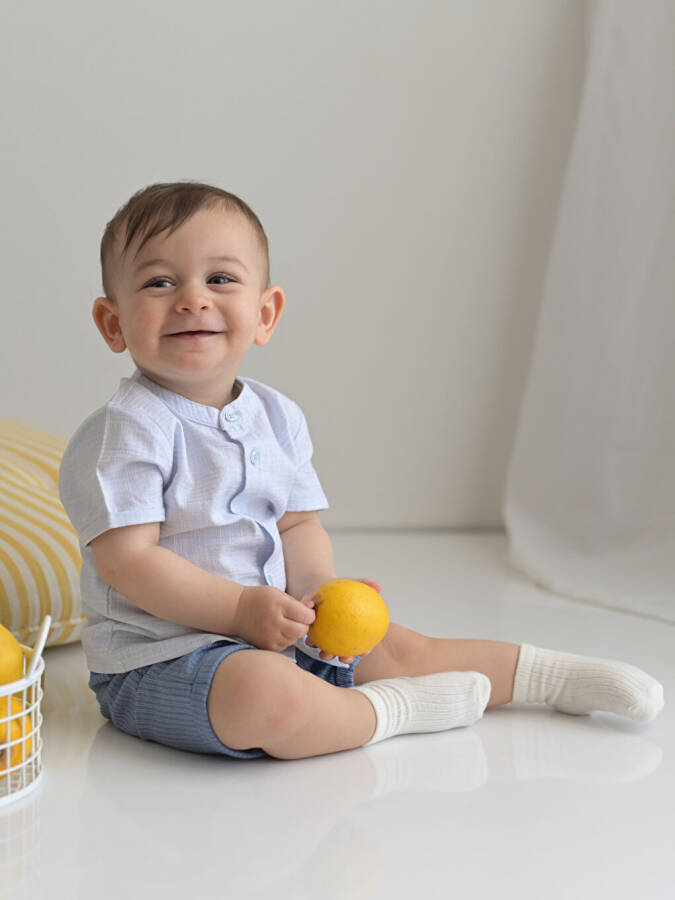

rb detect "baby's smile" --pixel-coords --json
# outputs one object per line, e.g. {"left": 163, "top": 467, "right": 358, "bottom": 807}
{"left": 166, "top": 329, "right": 223, "bottom": 338}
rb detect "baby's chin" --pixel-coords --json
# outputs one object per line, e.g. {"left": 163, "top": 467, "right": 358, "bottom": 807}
{"left": 135, "top": 363, "right": 239, "bottom": 400}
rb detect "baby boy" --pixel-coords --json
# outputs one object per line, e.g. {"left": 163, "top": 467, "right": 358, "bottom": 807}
{"left": 59, "top": 181, "right": 664, "bottom": 760}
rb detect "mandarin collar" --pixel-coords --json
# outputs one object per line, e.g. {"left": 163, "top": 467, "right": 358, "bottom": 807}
{"left": 130, "top": 370, "right": 254, "bottom": 432}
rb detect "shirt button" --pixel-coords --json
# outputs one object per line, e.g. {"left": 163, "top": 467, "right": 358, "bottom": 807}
{"left": 250, "top": 449, "right": 260, "bottom": 466}
{"left": 224, "top": 409, "right": 239, "bottom": 422}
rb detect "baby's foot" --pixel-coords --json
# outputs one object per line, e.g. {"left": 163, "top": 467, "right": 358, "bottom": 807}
{"left": 512, "top": 644, "right": 664, "bottom": 721}
{"left": 354, "top": 670, "right": 491, "bottom": 744}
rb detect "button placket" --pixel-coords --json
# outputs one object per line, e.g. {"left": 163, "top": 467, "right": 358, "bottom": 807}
{"left": 219, "top": 408, "right": 243, "bottom": 435}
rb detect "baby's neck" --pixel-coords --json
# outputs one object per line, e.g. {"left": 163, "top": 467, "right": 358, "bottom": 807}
{"left": 137, "top": 369, "right": 241, "bottom": 411}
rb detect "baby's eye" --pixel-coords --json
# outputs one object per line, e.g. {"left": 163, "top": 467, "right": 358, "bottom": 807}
{"left": 144, "top": 274, "right": 235, "bottom": 289}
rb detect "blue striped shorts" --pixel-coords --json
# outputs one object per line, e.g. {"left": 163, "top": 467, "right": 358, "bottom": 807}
{"left": 89, "top": 641, "right": 361, "bottom": 760}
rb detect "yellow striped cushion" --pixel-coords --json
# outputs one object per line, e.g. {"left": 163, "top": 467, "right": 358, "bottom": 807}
{"left": 0, "top": 420, "right": 84, "bottom": 646}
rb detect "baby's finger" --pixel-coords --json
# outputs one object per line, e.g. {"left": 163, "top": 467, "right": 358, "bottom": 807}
{"left": 316, "top": 651, "right": 356, "bottom": 664}
{"left": 284, "top": 600, "right": 315, "bottom": 626}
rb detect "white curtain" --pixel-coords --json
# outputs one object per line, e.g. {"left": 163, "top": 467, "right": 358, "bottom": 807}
{"left": 504, "top": 0, "right": 675, "bottom": 625}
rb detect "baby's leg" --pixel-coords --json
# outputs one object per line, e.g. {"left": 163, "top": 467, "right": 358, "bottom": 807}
{"left": 355, "top": 624, "right": 664, "bottom": 721}
{"left": 207, "top": 649, "right": 376, "bottom": 759}
{"left": 207, "top": 648, "right": 490, "bottom": 759}
{"left": 354, "top": 624, "right": 520, "bottom": 707}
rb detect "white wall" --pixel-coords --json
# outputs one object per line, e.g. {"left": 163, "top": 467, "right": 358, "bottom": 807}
{"left": 1, "top": 0, "right": 587, "bottom": 528}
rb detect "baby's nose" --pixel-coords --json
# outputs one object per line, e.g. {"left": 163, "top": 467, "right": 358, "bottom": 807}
{"left": 176, "top": 287, "right": 213, "bottom": 310}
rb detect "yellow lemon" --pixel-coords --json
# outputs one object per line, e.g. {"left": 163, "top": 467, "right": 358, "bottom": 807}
{"left": 308, "top": 578, "right": 389, "bottom": 657}
{"left": 0, "top": 696, "right": 33, "bottom": 777}
{"left": 0, "top": 624, "right": 24, "bottom": 686}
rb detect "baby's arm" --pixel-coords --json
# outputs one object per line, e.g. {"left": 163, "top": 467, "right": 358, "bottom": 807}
{"left": 280, "top": 510, "right": 362, "bottom": 665}
{"left": 90, "top": 522, "right": 244, "bottom": 634}
{"left": 278, "top": 510, "right": 337, "bottom": 602}
{"left": 90, "top": 522, "right": 314, "bottom": 647}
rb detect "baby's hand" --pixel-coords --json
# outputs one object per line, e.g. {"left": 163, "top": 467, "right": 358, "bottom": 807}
{"left": 302, "top": 577, "right": 383, "bottom": 664}
{"left": 233, "top": 585, "right": 315, "bottom": 651}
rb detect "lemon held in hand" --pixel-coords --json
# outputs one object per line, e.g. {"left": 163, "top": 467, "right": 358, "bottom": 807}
{"left": 307, "top": 578, "right": 389, "bottom": 658}
{"left": 0, "top": 624, "right": 24, "bottom": 686}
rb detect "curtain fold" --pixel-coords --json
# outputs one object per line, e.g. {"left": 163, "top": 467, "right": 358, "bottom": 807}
{"left": 503, "top": 0, "right": 675, "bottom": 624}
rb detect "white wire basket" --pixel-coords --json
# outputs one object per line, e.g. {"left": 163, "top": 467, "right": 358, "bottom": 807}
{"left": 0, "top": 643, "right": 45, "bottom": 806}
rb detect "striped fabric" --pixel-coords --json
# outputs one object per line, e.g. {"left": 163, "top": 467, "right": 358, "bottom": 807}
{"left": 0, "top": 420, "right": 84, "bottom": 646}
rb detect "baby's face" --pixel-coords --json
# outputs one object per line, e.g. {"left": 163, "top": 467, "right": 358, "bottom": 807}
{"left": 93, "top": 204, "right": 283, "bottom": 407}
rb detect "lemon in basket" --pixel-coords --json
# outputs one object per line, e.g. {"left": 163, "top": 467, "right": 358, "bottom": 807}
{"left": 307, "top": 578, "right": 389, "bottom": 658}
{"left": 0, "top": 696, "right": 33, "bottom": 777}
{"left": 0, "top": 624, "right": 23, "bottom": 686}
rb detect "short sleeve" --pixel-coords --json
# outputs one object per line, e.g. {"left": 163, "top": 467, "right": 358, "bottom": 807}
{"left": 59, "top": 403, "right": 172, "bottom": 547}
{"left": 285, "top": 408, "right": 329, "bottom": 512}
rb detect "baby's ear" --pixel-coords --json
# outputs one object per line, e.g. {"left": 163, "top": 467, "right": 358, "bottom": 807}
{"left": 254, "top": 285, "right": 285, "bottom": 346}
{"left": 92, "top": 296, "right": 127, "bottom": 353}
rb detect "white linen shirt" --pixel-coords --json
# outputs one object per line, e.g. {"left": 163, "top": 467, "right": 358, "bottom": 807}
{"left": 58, "top": 369, "right": 329, "bottom": 674}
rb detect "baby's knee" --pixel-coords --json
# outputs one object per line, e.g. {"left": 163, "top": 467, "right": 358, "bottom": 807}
{"left": 207, "top": 649, "right": 308, "bottom": 750}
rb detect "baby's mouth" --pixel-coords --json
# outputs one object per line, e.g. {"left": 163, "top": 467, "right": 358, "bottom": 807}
{"left": 168, "top": 330, "right": 221, "bottom": 337}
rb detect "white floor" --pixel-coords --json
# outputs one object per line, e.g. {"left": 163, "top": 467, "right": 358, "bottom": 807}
{"left": 2, "top": 532, "right": 673, "bottom": 900}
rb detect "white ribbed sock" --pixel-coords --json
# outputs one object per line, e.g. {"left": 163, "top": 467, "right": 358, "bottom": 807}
{"left": 512, "top": 644, "right": 664, "bottom": 721}
{"left": 353, "top": 671, "right": 491, "bottom": 745}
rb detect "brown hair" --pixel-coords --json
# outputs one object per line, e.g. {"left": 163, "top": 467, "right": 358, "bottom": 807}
{"left": 100, "top": 181, "right": 270, "bottom": 299}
